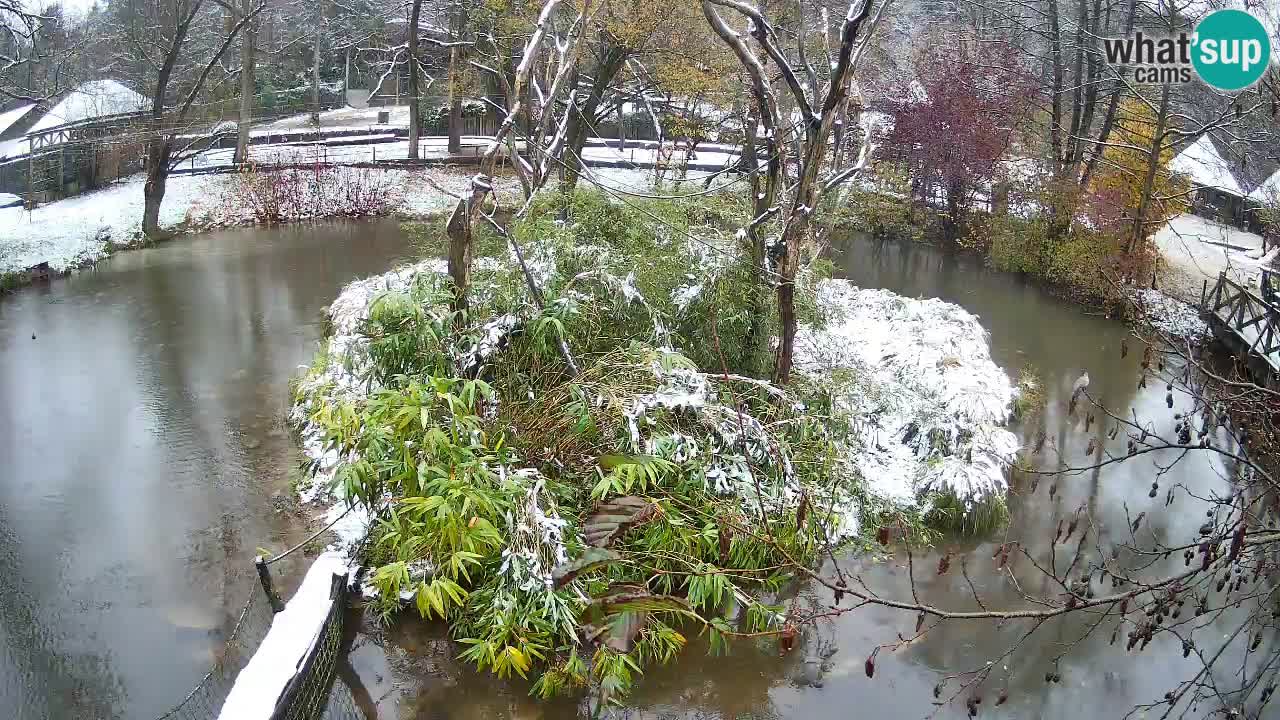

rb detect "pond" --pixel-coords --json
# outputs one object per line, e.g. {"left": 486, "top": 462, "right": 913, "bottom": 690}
{"left": 0, "top": 222, "right": 1242, "bottom": 720}
{"left": 339, "top": 232, "right": 1242, "bottom": 719}
{"left": 0, "top": 220, "right": 417, "bottom": 719}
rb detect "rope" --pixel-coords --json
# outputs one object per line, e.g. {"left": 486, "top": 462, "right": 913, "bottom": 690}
{"left": 263, "top": 504, "right": 355, "bottom": 566}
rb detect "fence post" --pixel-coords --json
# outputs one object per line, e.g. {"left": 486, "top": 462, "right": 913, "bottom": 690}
{"left": 256, "top": 556, "right": 285, "bottom": 613}
{"left": 1201, "top": 279, "right": 1208, "bottom": 310}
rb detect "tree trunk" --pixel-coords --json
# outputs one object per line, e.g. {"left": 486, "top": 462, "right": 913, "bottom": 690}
{"left": 617, "top": 101, "right": 625, "bottom": 150}
{"left": 1129, "top": 83, "right": 1172, "bottom": 256}
{"left": 142, "top": 138, "right": 173, "bottom": 238}
{"left": 774, "top": 219, "right": 806, "bottom": 385}
{"left": 448, "top": 45, "right": 462, "bottom": 153}
{"left": 561, "top": 43, "right": 628, "bottom": 196}
{"left": 446, "top": 4, "right": 465, "bottom": 154}
{"left": 311, "top": 13, "right": 321, "bottom": 126}
{"left": 739, "top": 106, "right": 770, "bottom": 373}
{"left": 407, "top": 0, "right": 423, "bottom": 160}
{"left": 234, "top": 0, "right": 255, "bottom": 164}
{"left": 446, "top": 197, "right": 474, "bottom": 314}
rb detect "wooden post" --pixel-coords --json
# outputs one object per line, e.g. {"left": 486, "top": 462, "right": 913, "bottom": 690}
{"left": 1201, "top": 279, "right": 1208, "bottom": 310}
{"left": 255, "top": 555, "right": 285, "bottom": 613}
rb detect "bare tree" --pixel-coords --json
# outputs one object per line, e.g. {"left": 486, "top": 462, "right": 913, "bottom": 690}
{"left": 444, "top": 0, "right": 607, "bottom": 313}
{"left": 701, "top": 0, "right": 888, "bottom": 384}
{"left": 407, "top": 0, "right": 424, "bottom": 159}
{"left": 233, "top": 0, "right": 257, "bottom": 163}
{"left": 0, "top": 1, "right": 79, "bottom": 102}
{"left": 121, "top": 0, "right": 264, "bottom": 236}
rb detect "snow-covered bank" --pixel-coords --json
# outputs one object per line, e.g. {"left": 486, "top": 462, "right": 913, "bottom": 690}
{"left": 1130, "top": 287, "right": 1209, "bottom": 341}
{"left": 291, "top": 261, "right": 446, "bottom": 555}
{"left": 0, "top": 162, "right": 720, "bottom": 277}
{"left": 0, "top": 169, "right": 515, "bottom": 275}
{"left": 1154, "top": 213, "right": 1270, "bottom": 306}
{"left": 799, "top": 281, "right": 1020, "bottom": 512}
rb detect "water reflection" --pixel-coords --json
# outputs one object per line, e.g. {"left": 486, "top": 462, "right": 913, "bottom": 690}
{"left": 362, "top": 232, "right": 1247, "bottom": 719}
{"left": 0, "top": 220, "right": 415, "bottom": 719}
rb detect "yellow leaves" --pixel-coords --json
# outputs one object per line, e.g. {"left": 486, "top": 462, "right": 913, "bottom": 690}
{"left": 413, "top": 576, "right": 469, "bottom": 620}
{"left": 503, "top": 645, "right": 531, "bottom": 678}
{"left": 1094, "top": 98, "right": 1189, "bottom": 223}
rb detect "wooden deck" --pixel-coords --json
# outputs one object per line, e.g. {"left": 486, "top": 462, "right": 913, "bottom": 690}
{"left": 1203, "top": 271, "right": 1280, "bottom": 377}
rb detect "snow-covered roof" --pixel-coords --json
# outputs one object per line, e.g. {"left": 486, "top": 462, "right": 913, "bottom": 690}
{"left": 0, "top": 104, "right": 35, "bottom": 136}
{"left": 27, "top": 80, "right": 147, "bottom": 133}
{"left": 1170, "top": 135, "right": 1243, "bottom": 197}
{"left": 1249, "top": 168, "right": 1280, "bottom": 205}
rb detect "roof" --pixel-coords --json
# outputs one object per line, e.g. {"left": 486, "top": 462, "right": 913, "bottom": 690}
{"left": 0, "top": 104, "right": 36, "bottom": 136}
{"left": 27, "top": 80, "right": 147, "bottom": 134}
{"left": 1249, "top": 168, "right": 1280, "bottom": 205}
{"left": 1170, "top": 135, "right": 1244, "bottom": 197}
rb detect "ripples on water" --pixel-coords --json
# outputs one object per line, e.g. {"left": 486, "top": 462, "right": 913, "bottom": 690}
{"left": 0, "top": 223, "right": 1246, "bottom": 719}
{"left": 0, "top": 220, "right": 415, "bottom": 719}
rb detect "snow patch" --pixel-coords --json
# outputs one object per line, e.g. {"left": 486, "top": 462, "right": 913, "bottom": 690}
{"left": 1131, "top": 288, "right": 1209, "bottom": 340}
{"left": 797, "top": 281, "right": 1018, "bottom": 513}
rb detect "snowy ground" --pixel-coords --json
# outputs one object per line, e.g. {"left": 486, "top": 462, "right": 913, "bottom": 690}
{"left": 0, "top": 159, "right": 729, "bottom": 275}
{"left": 184, "top": 134, "right": 741, "bottom": 173}
{"left": 1154, "top": 213, "right": 1272, "bottom": 305}
{"left": 187, "top": 136, "right": 499, "bottom": 168}
{"left": 256, "top": 104, "right": 412, "bottom": 132}
{"left": 0, "top": 169, "right": 517, "bottom": 274}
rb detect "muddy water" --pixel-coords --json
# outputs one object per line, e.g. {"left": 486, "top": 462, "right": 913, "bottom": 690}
{"left": 0, "top": 220, "right": 416, "bottom": 720}
{"left": 340, "top": 233, "right": 1247, "bottom": 719}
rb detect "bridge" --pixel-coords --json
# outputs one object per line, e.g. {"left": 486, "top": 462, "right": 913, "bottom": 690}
{"left": 1202, "top": 271, "right": 1280, "bottom": 385}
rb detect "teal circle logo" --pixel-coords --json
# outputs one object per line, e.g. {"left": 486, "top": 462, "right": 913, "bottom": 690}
{"left": 1192, "top": 9, "right": 1272, "bottom": 91}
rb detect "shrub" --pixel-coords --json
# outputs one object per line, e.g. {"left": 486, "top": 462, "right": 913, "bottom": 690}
{"left": 223, "top": 164, "right": 403, "bottom": 224}
{"left": 295, "top": 189, "right": 866, "bottom": 704}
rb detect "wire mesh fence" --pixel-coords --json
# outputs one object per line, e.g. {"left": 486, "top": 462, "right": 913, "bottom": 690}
{"left": 153, "top": 587, "right": 276, "bottom": 720}
{"left": 271, "top": 572, "right": 356, "bottom": 720}
{"left": 152, "top": 566, "right": 365, "bottom": 720}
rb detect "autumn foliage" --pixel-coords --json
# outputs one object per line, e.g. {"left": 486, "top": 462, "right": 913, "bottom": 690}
{"left": 883, "top": 40, "right": 1035, "bottom": 242}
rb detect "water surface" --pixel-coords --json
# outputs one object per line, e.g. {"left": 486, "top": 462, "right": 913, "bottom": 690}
{"left": 341, "top": 232, "right": 1244, "bottom": 720}
{"left": 0, "top": 219, "right": 415, "bottom": 719}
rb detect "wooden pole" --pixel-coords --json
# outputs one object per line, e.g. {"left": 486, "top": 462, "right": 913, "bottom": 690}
{"left": 255, "top": 555, "right": 285, "bottom": 613}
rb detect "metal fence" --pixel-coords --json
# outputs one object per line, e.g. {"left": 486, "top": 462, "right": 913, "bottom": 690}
{"left": 271, "top": 572, "right": 353, "bottom": 720}
{"left": 153, "top": 587, "right": 276, "bottom": 720}
{"left": 153, "top": 564, "right": 365, "bottom": 720}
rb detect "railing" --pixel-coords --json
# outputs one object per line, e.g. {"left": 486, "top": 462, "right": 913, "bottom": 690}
{"left": 1205, "top": 272, "right": 1280, "bottom": 361}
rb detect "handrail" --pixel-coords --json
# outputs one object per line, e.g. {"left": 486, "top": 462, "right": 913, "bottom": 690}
{"left": 1217, "top": 274, "right": 1280, "bottom": 317}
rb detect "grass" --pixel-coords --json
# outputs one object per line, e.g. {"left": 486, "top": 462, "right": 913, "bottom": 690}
{"left": 923, "top": 490, "right": 1010, "bottom": 536}
{"left": 1011, "top": 365, "right": 1045, "bottom": 421}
